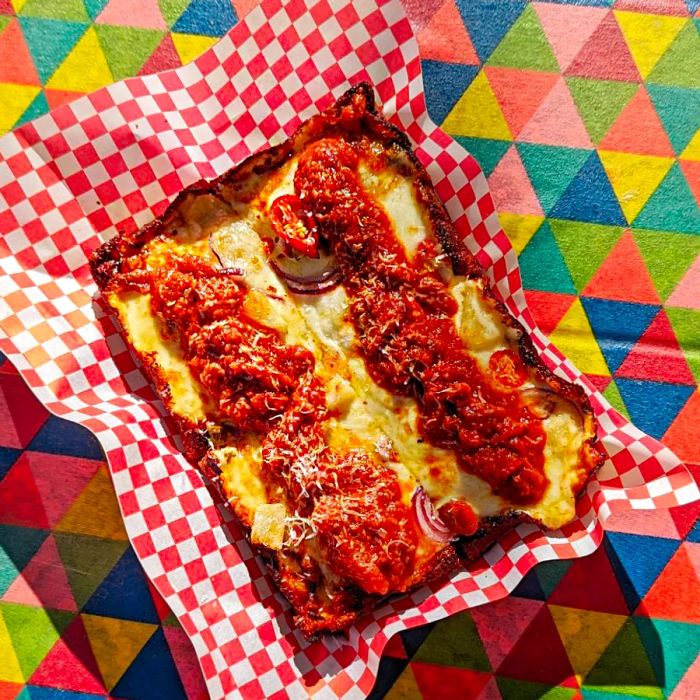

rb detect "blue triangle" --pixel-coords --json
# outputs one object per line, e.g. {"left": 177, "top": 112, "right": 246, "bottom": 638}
{"left": 687, "top": 0, "right": 700, "bottom": 13}
{"left": 16, "top": 90, "right": 49, "bottom": 126}
{"left": 687, "top": 518, "right": 700, "bottom": 543}
{"left": 422, "top": 60, "right": 479, "bottom": 125}
{"left": 634, "top": 162, "right": 700, "bottom": 234}
{"left": 25, "top": 688, "right": 105, "bottom": 700}
{"left": 18, "top": 17, "right": 88, "bottom": 83}
{"left": 82, "top": 548, "right": 159, "bottom": 623}
{"left": 83, "top": 0, "right": 109, "bottom": 21}
{"left": 604, "top": 533, "right": 679, "bottom": 611}
{"left": 172, "top": 0, "right": 237, "bottom": 37}
{"left": 0, "top": 524, "right": 48, "bottom": 595}
{"left": 549, "top": 151, "right": 626, "bottom": 225}
{"left": 28, "top": 415, "right": 104, "bottom": 461}
{"left": 0, "top": 446, "right": 20, "bottom": 481}
{"left": 455, "top": 137, "right": 511, "bottom": 176}
{"left": 455, "top": 0, "right": 527, "bottom": 62}
{"left": 367, "top": 657, "right": 409, "bottom": 699}
{"left": 648, "top": 84, "right": 700, "bottom": 155}
{"left": 580, "top": 298, "right": 659, "bottom": 373}
{"left": 400, "top": 621, "right": 436, "bottom": 658}
{"left": 511, "top": 567, "right": 546, "bottom": 601}
{"left": 518, "top": 221, "right": 577, "bottom": 294}
{"left": 112, "top": 627, "right": 185, "bottom": 700}
{"left": 615, "top": 379, "right": 694, "bottom": 440}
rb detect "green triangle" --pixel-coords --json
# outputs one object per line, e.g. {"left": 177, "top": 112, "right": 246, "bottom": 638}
{"left": 0, "top": 16, "right": 11, "bottom": 34}
{"left": 517, "top": 144, "right": 591, "bottom": 214}
{"left": 519, "top": 221, "right": 578, "bottom": 294}
{"left": 159, "top": 0, "right": 191, "bottom": 26}
{"left": 455, "top": 136, "right": 511, "bottom": 177}
{"left": 163, "top": 610, "right": 180, "bottom": 627}
{"left": 486, "top": 5, "right": 558, "bottom": 72}
{"left": 581, "top": 690, "right": 658, "bottom": 700}
{"left": 633, "top": 230, "right": 700, "bottom": 302}
{"left": 0, "top": 525, "right": 48, "bottom": 595}
{"left": 54, "top": 533, "right": 128, "bottom": 608}
{"left": 648, "top": 21, "right": 700, "bottom": 89}
{"left": 603, "top": 380, "right": 630, "bottom": 421}
{"left": 548, "top": 219, "right": 623, "bottom": 293}
{"left": 94, "top": 25, "right": 164, "bottom": 81}
{"left": 584, "top": 618, "right": 660, "bottom": 693}
{"left": 18, "top": 17, "right": 88, "bottom": 83}
{"left": 566, "top": 78, "right": 638, "bottom": 145}
{"left": 412, "top": 611, "right": 490, "bottom": 671}
{"left": 0, "top": 602, "right": 73, "bottom": 679}
{"left": 16, "top": 90, "right": 49, "bottom": 126}
{"left": 498, "top": 677, "right": 576, "bottom": 700}
{"left": 536, "top": 559, "right": 572, "bottom": 598}
{"left": 635, "top": 617, "right": 700, "bottom": 696}
{"left": 633, "top": 162, "right": 700, "bottom": 233}
{"left": 648, "top": 85, "right": 700, "bottom": 155}
{"left": 19, "top": 0, "right": 90, "bottom": 22}
{"left": 666, "top": 307, "right": 700, "bottom": 383}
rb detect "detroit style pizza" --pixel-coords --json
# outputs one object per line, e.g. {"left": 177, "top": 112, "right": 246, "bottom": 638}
{"left": 90, "top": 83, "right": 604, "bottom": 637}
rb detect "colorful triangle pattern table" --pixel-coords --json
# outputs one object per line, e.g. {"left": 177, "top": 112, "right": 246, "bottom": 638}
{"left": 1, "top": 0, "right": 699, "bottom": 698}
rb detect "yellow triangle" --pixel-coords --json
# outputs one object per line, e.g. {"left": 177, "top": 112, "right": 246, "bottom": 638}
{"left": 680, "top": 130, "right": 700, "bottom": 161}
{"left": 171, "top": 32, "right": 218, "bottom": 66}
{"left": 500, "top": 213, "right": 544, "bottom": 255}
{"left": 0, "top": 83, "right": 40, "bottom": 134}
{"left": 384, "top": 665, "right": 424, "bottom": 700}
{"left": 46, "top": 27, "right": 113, "bottom": 93}
{"left": 10, "top": 0, "right": 29, "bottom": 11}
{"left": 614, "top": 11, "right": 686, "bottom": 79}
{"left": 0, "top": 608, "right": 25, "bottom": 683}
{"left": 82, "top": 613, "right": 156, "bottom": 690}
{"left": 549, "top": 605, "right": 627, "bottom": 682}
{"left": 549, "top": 298, "right": 610, "bottom": 376}
{"left": 442, "top": 71, "right": 512, "bottom": 140}
{"left": 55, "top": 465, "right": 129, "bottom": 541}
{"left": 598, "top": 150, "right": 674, "bottom": 223}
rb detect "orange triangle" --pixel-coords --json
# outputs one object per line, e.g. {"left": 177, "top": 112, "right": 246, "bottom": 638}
{"left": 0, "top": 18, "right": 40, "bottom": 85}
{"left": 661, "top": 389, "right": 700, "bottom": 465}
{"left": 637, "top": 544, "right": 700, "bottom": 623}
{"left": 417, "top": 0, "right": 479, "bottom": 64}
{"left": 599, "top": 87, "right": 674, "bottom": 156}
{"left": 680, "top": 160, "right": 700, "bottom": 206}
{"left": 44, "top": 89, "right": 84, "bottom": 110}
{"left": 582, "top": 230, "right": 660, "bottom": 304}
{"left": 616, "top": 310, "right": 695, "bottom": 384}
{"left": 524, "top": 290, "right": 576, "bottom": 336}
{"left": 485, "top": 66, "right": 559, "bottom": 137}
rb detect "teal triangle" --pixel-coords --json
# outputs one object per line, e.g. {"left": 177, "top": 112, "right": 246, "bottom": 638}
{"left": 83, "top": 0, "right": 108, "bottom": 20}
{"left": 634, "top": 162, "right": 700, "bottom": 234}
{"left": 549, "top": 151, "right": 626, "bottom": 226}
{"left": 518, "top": 221, "right": 577, "bottom": 293}
{"left": 16, "top": 90, "right": 49, "bottom": 126}
{"left": 517, "top": 144, "right": 591, "bottom": 213}
{"left": 648, "top": 85, "right": 700, "bottom": 156}
{"left": 635, "top": 618, "right": 700, "bottom": 695}
{"left": 455, "top": 137, "right": 511, "bottom": 176}
{"left": 172, "top": 0, "right": 237, "bottom": 36}
{"left": 536, "top": 559, "right": 572, "bottom": 598}
{"left": 0, "top": 524, "right": 48, "bottom": 595}
{"left": 615, "top": 379, "right": 694, "bottom": 440}
{"left": 18, "top": 17, "right": 87, "bottom": 83}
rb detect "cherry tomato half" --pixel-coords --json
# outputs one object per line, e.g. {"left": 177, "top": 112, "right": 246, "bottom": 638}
{"left": 268, "top": 194, "right": 319, "bottom": 258}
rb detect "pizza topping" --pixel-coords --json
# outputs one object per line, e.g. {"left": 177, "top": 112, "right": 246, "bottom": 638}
{"left": 412, "top": 487, "right": 454, "bottom": 544}
{"left": 269, "top": 194, "right": 319, "bottom": 257}
{"left": 438, "top": 499, "right": 479, "bottom": 537}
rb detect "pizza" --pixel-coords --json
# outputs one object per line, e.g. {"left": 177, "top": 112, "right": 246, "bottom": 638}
{"left": 90, "top": 83, "right": 605, "bottom": 638}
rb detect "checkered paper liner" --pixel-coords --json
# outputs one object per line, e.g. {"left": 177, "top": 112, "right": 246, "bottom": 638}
{"left": 0, "top": 0, "right": 697, "bottom": 697}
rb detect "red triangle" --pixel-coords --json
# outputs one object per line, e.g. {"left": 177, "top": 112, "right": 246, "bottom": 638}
{"left": 679, "top": 160, "right": 700, "bottom": 206}
{"left": 485, "top": 67, "right": 559, "bottom": 138}
{"left": 582, "top": 230, "right": 660, "bottom": 304}
{"left": 585, "top": 374, "right": 612, "bottom": 392}
{"left": 29, "top": 615, "right": 106, "bottom": 693}
{"left": 0, "top": 0, "right": 14, "bottom": 14}
{"left": 599, "top": 87, "right": 674, "bottom": 156}
{"left": 0, "top": 682, "right": 22, "bottom": 700}
{"left": 383, "top": 634, "right": 407, "bottom": 659}
{"left": 566, "top": 12, "right": 642, "bottom": 82}
{"left": 0, "top": 19, "right": 40, "bottom": 85}
{"left": 549, "top": 543, "right": 630, "bottom": 614}
{"left": 139, "top": 33, "right": 181, "bottom": 75}
{"left": 163, "top": 627, "right": 209, "bottom": 700}
{"left": 2, "top": 535, "right": 77, "bottom": 611}
{"left": 411, "top": 662, "right": 491, "bottom": 698}
{"left": 0, "top": 453, "right": 50, "bottom": 529}
{"left": 637, "top": 544, "right": 700, "bottom": 623}
{"left": 612, "top": 0, "right": 690, "bottom": 15}
{"left": 417, "top": 0, "right": 479, "bottom": 65}
{"left": 44, "top": 89, "right": 83, "bottom": 110}
{"left": 0, "top": 372, "right": 47, "bottom": 449}
{"left": 616, "top": 310, "right": 695, "bottom": 384}
{"left": 147, "top": 578, "right": 173, "bottom": 622}
{"left": 496, "top": 605, "right": 575, "bottom": 685}
{"left": 662, "top": 392, "right": 700, "bottom": 471}
{"left": 524, "top": 290, "right": 576, "bottom": 336}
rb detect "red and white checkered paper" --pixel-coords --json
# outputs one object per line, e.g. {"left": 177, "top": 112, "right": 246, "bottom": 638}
{"left": 0, "top": 0, "right": 697, "bottom": 697}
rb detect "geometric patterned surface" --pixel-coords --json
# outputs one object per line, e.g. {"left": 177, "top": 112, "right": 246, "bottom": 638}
{"left": 0, "top": 0, "right": 698, "bottom": 699}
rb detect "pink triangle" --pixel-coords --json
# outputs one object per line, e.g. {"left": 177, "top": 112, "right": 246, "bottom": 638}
{"left": 27, "top": 452, "right": 100, "bottom": 528}
{"left": 163, "top": 627, "right": 208, "bottom": 700}
{"left": 29, "top": 615, "right": 105, "bottom": 693}
{"left": 533, "top": 2, "right": 608, "bottom": 71}
{"left": 417, "top": 0, "right": 479, "bottom": 64}
{"left": 96, "top": 0, "right": 167, "bottom": 30}
{"left": 680, "top": 160, "right": 700, "bottom": 206}
{"left": 613, "top": 0, "right": 690, "bottom": 16}
{"left": 232, "top": 0, "right": 259, "bottom": 19}
{"left": 487, "top": 145, "right": 544, "bottom": 216}
{"left": 404, "top": 0, "right": 447, "bottom": 32}
{"left": 2, "top": 535, "right": 77, "bottom": 611}
{"left": 476, "top": 677, "right": 502, "bottom": 700}
{"left": 0, "top": 372, "right": 47, "bottom": 449}
{"left": 471, "top": 597, "right": 544, "bottom": 670}
{"left": 0, "top": 0, "right": 14, "bottom": 13}
{"left": 519, "top": 77, "right": 593, "bottom": 148}
{"left": 606, "top": 507, "right": 680, "bottom": 539}
{"left": 665, "top": 254, "right": 700, "bottom": 310}
{"left": 616, "top": 309, "right": 695, "bottom": 384}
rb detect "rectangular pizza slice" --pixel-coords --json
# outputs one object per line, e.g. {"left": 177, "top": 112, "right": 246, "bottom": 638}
{"left": 90, "top": 83, "right": 604, "bottom": 638}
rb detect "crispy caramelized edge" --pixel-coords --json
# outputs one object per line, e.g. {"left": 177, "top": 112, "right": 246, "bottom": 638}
{"left": 90, "top": 82, "right": 605, "bottom": 637}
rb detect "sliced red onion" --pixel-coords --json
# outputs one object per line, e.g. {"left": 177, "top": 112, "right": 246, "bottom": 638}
{"left": 269, "top": 253, "right": 342, "bottom": 295}
{"left": 208, "top": 233, "right": 245, "bottom": 277}
{"left": 412, "top": 487, "right": 454, "bottom": 544}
